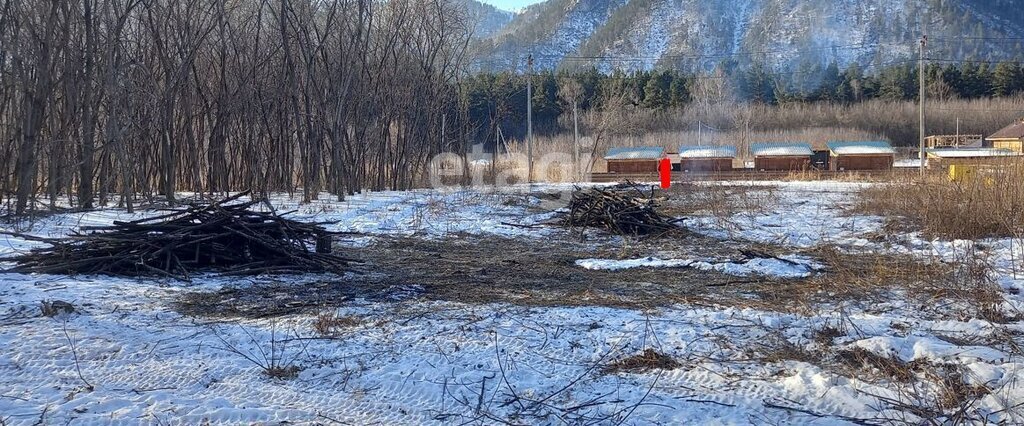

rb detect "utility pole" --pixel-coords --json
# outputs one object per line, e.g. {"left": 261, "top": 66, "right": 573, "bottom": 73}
{"left": 698, "top": 120, "right": 702, "bottom": 147}
{"left": 526, "top": 54, "right": 534, "bottom": 183}
{"left": 573, "top": 98, "right": 580, "bottom": 182}
{"left": 919, "top": 35, "right": 927, "bottom": 175}
{"left": 745, "top": 121, "right": 750, "bottom": 160}
{"left": 492, "top": 125, "right": 498, "bottom": 184}
{"left": 956, "top": 117, "right": 961, "bottom": 147}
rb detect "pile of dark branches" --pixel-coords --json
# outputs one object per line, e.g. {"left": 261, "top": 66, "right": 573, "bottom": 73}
{"left": 1, "top": 192, "right": 356, "bottom": 280}
{"left": 561, "top": 183, "right": 680, "bottom": 236}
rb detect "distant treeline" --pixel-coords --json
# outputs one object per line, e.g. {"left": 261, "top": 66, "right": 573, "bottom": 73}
{"left": 463, "top": 61, "right": 1024, "bottom": 140}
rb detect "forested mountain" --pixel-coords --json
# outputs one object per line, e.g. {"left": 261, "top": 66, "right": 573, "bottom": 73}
{"left": 459, "top": 0, "right": 515, "bottom": 38}
{"left": 470, "top": 0, "right": 1024, "bottom": 73}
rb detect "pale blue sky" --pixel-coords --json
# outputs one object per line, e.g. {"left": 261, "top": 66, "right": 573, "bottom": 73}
{"left": 480, "top": 0, "right": 546, "bottom": 12}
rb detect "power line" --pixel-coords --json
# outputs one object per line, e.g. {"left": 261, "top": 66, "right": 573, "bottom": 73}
{"left": 467, "top": 54, "right": 1024, "bottom": 89}
{"left": 925, "top": 58, "right": 1024, "bottom": 64}
{"left": 930, "top": 36, "right": 1024, "bottom": 42}
{"left": 471, "top": 56, "right": 959, "bottom": 80}
{"left": 931, "top": 107, "right": 1024, "bottom": 112}
{"left": 466, "top": 42, "right": 906, "bottom": 67}
{"left": 469, "top": 36, "right": 1024, "bottom": 69}
{"left": 556, "top": 43, "right": 901, "bottom": 62}
{"left": 469, "top": 37, "right": 1024, "bottom": 68}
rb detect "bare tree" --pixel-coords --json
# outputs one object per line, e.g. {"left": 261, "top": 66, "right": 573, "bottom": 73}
{"left": 0, "top": 0, "right": 474, "bottom": 214}
{"left": 10, "top": 0, "right": 64, "bottom": 214}
{"left": 558, "top": 77, "right": 583, "bottom": 179}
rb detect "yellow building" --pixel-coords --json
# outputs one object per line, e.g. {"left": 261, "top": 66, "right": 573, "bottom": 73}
{"left": 987, "top": 119, "right": 1024, "bottom": 153}
{"left": 925, "top": 148, "right": 1021, "bottom": 172}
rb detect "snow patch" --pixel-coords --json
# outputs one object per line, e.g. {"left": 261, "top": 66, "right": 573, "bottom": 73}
{"left": 575, "top": 257, "right": 696, "bottom": 270}
{"left": 575, "top": 254, "right": 821, "bottom": 279}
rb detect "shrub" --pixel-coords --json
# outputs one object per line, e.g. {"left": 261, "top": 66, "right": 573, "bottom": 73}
{"left": 857, "top": 161, "right": 1024, "bottom": 240}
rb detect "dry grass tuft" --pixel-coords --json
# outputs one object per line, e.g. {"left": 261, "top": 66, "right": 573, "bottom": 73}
{"left": 264, "top": 365, "right": 302, "bottom": 380}
{"left": 807, "top": 245, "right": 1013, "bottom": 322}
{"left": 812, "top": 326, "right": 845, "bottom": 346}
{"left": 313, "top": 312, "right": 361, "bottom": 336}
{"left": 743, "top": 331, "right": 818, "bottom": 364}
{"left": 603, "top": 349, "right": 681, "bottom": 374}
{"left": 836, "top": 347, "right": 918, "bottom": 382}
{"left": 811, "top": 246, "right": 952, "bottom": 294}
{"left": 731, "top": 246, "right": 953, "bottom": 313}
{"left": 762, "top": 342, "right": 817, "bottom": 364}
{"left": 835, "top": 348, "right": 993, "bottom": 411}
{"left": 856, "top": 162, "right": 1024, "bottom": 240}
{"left": 925, "top": 364, "right": 993, "bottom": 411}
{"left": 837, "top": 353, "right": 997, "bottom": 423}
{"left": 661, "top": 183, "right": 779, "bottom": 224}
{"left": 781, "top": 169, "right": 903, "bottom": 183}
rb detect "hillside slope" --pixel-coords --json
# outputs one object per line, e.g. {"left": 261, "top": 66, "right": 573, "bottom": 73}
{"left": 471, "top": 0, "right": 1024, "bottom": 72}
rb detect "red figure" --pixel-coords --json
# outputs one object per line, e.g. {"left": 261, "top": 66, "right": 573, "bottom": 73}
{"left": 659, "top": 157, "right": 672, "bottom": 189}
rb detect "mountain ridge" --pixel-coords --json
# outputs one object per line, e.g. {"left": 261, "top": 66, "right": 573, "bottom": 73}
{"left": 467, "top": 0, "right": 1024, "bottom": 73}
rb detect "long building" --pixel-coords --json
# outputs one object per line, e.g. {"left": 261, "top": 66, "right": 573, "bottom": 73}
{"left": 826, "top": 141, "right": 895, "bottom": 171}
{"left": 603, "top": 147, "right": 665, "bottom": 173}
{"left": 678, "top": 146, "right": 736, "bottom": 172}
{"left": 751, "top": 142, "right": 813, "bottom": 171}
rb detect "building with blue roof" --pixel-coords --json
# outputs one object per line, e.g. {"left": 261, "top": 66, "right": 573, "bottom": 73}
{"left": 677, "top": 145, "right": 735, "bottom": 172}
{"left": 826, "top": 141, "right": 896, "bottom": 171}
{"left": 751, "top": 142, "right": 813, "bottom": 171}
{"left": 603, "top": 146, "right": 666, "bottom": 174}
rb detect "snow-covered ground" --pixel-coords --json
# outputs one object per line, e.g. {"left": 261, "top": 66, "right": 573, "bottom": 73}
{"left": 1, "top": 182, "right": 1022, "bottom": 424}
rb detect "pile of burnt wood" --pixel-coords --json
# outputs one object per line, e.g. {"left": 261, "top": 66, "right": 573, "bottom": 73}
{"left": 561, "top": 183, "right": 680, "bottom": 236}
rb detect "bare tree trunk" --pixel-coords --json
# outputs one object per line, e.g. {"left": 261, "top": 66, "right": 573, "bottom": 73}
{"left": 77, "top": 0, "right": 98, "bottom": 208}
{"left": 14, "top": 0, "right": 61, "bottom": 214}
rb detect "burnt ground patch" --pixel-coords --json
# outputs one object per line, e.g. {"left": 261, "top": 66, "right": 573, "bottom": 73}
{"left": 174, "top": 229, "right": 974, "bottom": 320}
{"left": 175, "top": 230, "right": 790, "bottom": 318}
{"left": 174, "top": 183, "right": 974, "bottom": 320}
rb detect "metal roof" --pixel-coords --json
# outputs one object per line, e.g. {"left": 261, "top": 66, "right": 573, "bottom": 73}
{"left": 678, "top": 145, "right": 737, "bottom": 159}
{"left": 751, "top": 142, "right": 813, "bottom": 157}
{"left": 826, "top": 141, "right": 896, "bottom": 156}
{"left": 926, "top": 148, "right": 1020, "bottom": 158}
{"left": 988, "top": 119, "right": 1024, "bottom": 140}
{"left": 604, "top": 146, "right": 666, "bottom": 160}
